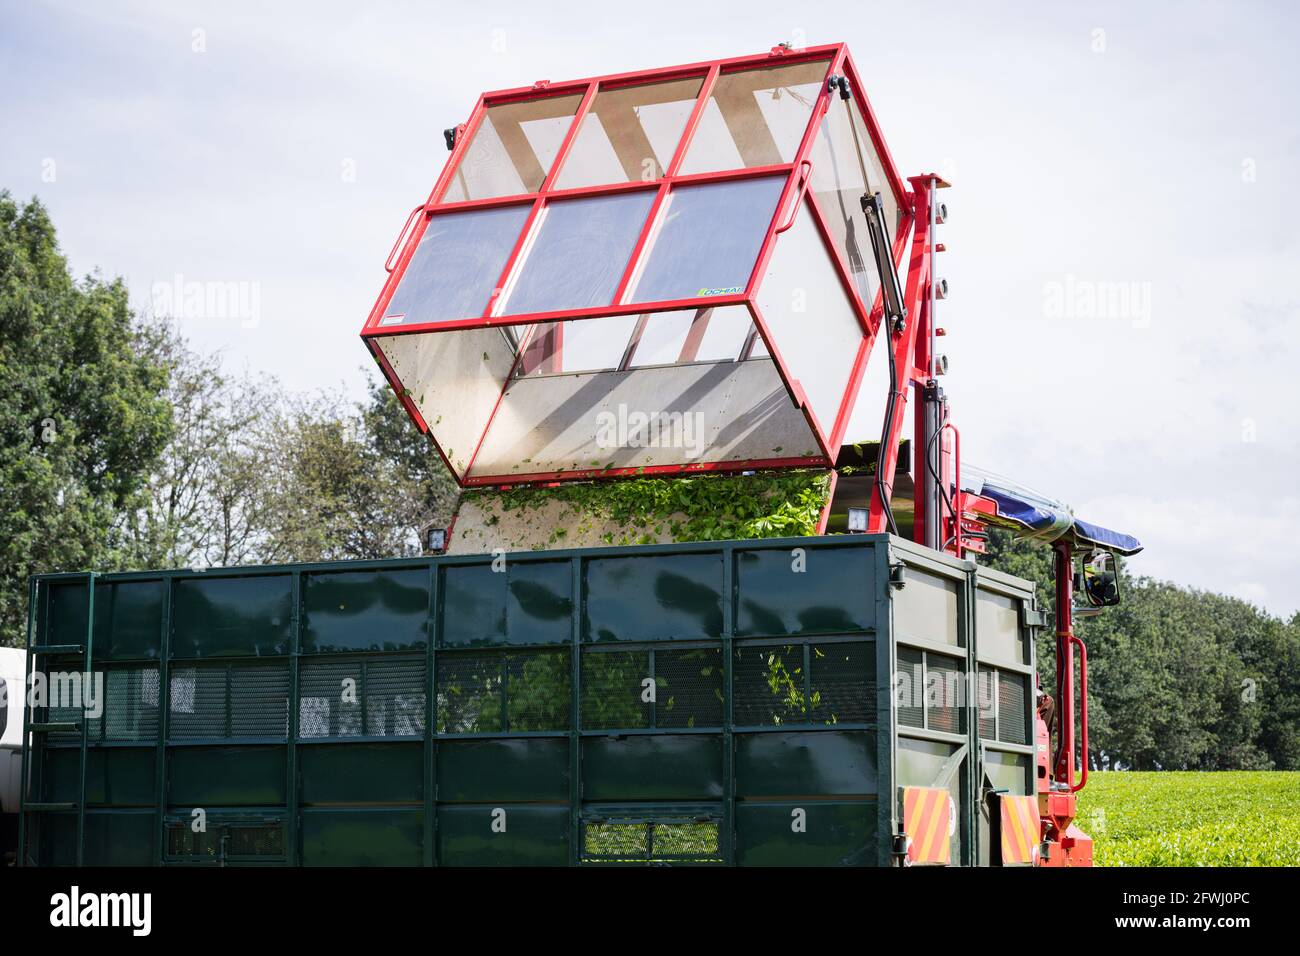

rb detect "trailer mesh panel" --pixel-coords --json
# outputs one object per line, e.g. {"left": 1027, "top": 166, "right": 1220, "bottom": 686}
{"left": 653, "top": 648, "right": 723, "bottom": 729}
{"left": 437, "top": 649, "right": 571, "bottom": 733}
{"left": 581, "top": 648, "right": 721, "bottom": 729}
{"left": 364, "top": 659, "right": 428, "bottom": 736}
{"left": 583, "top": 821, "right": 722, "bottom": 863}
{"left": 977, "top": 667, "right": 996, "bottom": 739}
{"left": 165, "top": 822, "right": 285, "bottom": 861}
{"left": 733, "top": 644, "right": 806, "bottom": 726}
{"left": 49, "top": 666, "right": 160, "bottom": 742}
{"left": 926, "top": 653, "right": 963, "bottom": 734}
{"left": 504, "top": 649, "right": 571, "bottom": 731}
{"left": 809, "top": 642, "right": 873, "bottom": 724}
{"left": 896, "top": 647, "right": 923, "bottom": 728}
{"left": 997, "top": 671, "right": 1028, "bottom": 745}
{"left": 299, "top": 658, "right": 427, "bottom": 738}
{"left": 169, "top": 662, "right": 289, "bottom": 739}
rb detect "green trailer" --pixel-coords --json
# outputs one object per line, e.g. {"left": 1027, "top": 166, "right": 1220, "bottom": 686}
{"left": 18, "top": 533, "right": 1043, "bottom": 867}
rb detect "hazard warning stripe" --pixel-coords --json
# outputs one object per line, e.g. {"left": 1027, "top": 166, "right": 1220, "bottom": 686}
{"left": 901, "top": 786, "right": 951, "bottom": 865}
{"left": 999, "top": 794, "right": 1040, "bottom": 865}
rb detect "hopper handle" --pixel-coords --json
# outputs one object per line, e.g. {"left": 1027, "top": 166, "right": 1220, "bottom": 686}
{"left": 775, "top": 160, "right": 813, "bottom": 234}
{"left": 385, "top": 204, "right": 427, "bottom": 273}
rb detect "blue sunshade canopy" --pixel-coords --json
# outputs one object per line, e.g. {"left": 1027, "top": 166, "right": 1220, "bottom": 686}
{"left": 962, "top": 466, "right": 1142, "bottom": 556}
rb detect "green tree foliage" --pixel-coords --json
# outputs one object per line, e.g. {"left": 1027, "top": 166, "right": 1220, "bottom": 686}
{"left": 983, "top": 529, "right": 1300, "bottom": 771}
{"left": 0, "top": 193, "right": 171, "bottom": 643}
{"left": 0, "top": 192, "right": 457, "bottom": 643}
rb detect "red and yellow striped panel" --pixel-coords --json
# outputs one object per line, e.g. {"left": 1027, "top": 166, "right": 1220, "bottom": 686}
{"left": 999, "top": 794, "right": 1041, "bottom": 865}
{"left": 901, "top": 786, "right": 952, "bottom": 865}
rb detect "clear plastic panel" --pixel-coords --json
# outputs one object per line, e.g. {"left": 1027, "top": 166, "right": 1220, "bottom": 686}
{"left": 441, "top": 94, "right": 584, "bottom": 202}
{"left": 500, "top": 190, "right": 655, "bottom": 315}
{"left": 553, "top": 77, "right": 704, "bottom": 189}
{"left": 517, "top": 314, "right": 640, "bottom": 376}
{"left": 375, "top": 327, "right": 517, "bottom": 476}
{"left": 518, "top": 305, "right": 755, "bottom": 376}
{"left": 470, "top": 353, "right": 818, "bottom": 478}
{"left": 381, "top": 204, "right": 532, "bottom": 327}
{"left": 807, "top": 92, "right": 903, "bottom": 308}
{"left": 677, "top": 59, "right": 830, "bottom": 175}
{"left": 754, "top": 196, "right": 865, "bottom": 439}
{"left": 627, "top": 175, "right": 784, "bottom": 304}
{"left": 628, "top": 306, "right": 754, "bottom": 367}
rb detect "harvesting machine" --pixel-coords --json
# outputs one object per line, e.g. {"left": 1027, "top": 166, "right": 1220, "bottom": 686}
{"left": 17, "top": 41, "right": 1140, "bottom": 868}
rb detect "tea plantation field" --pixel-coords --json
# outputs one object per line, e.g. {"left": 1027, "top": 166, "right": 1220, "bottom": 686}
{"left": 1076, "top": 771, "right": 1300, "bottom": 866}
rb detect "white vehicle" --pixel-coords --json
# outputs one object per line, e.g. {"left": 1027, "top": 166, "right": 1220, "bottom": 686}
{"left": 0, "top": 646, "right": 25, "bottom": 863}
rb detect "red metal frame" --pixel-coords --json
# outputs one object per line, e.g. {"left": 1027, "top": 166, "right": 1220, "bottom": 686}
{"left": 360, "top": 43, "right": 916, "bottom": 488}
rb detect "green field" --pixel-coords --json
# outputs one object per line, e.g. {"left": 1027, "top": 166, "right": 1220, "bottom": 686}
{"left": 1076, "top": 771, "right": 1300, "bottom": 866}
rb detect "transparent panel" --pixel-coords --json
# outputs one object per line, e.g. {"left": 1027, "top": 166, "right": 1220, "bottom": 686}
{"left": 380, "top": 205, "right": 532, "bottom": 328}
{"left": 441, "top": 94, "right": 584, "bottom": 201}
{"left": 517, "top": 305, "right": 756, "bottom": 376}
{"left": 553, "top": 76, "right": 704, "bottom": 189}
{"left": 375, "top": 326, "right": 516, "bottom": 476}
{"left": 678, "top": 59, "right": 830, "bottom": 175}
{"left": 808, "top": 92, "right": 903, "bottom": 309}
{"left": 468, "top": 310, "right": 820, "bottom": 478}
{"left": 627, "top": 305, "right": 754, "bottom": 367}
{"left": 754, "top": 196, "right": 865, "bottom": 437}
{"left": 517, "top": 314, "right": 640, "bottom": 376}
{"left": 628, "top": 176, "right": 784, "bottom": 304}
{"left": 500, "top": 190, "right": 656, "bottom": 316}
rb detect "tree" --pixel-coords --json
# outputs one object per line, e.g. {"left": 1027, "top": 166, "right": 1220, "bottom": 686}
{"left": 121, "top": 318, "right": 276, "bottom": 569}
{"left": 982, "top": 527, "right": 1300, "bottom": 772}
{"left": 0, "top": 193, "right": 171, "bottom": 645}
{"left": 254, "top": 382, "right": 458, "bottom": 564}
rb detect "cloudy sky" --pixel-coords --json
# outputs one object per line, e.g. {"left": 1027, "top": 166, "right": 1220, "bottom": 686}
{"left": 2, "top": 1, "right": 1296, "bottom": 616}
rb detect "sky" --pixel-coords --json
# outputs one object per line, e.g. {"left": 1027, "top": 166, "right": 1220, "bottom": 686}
{"left": 2, "top": 0, "right": 1297, "bottom": 617}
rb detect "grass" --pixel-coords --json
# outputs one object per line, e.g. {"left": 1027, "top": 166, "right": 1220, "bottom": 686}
{"left": 1077, "top": 771, "right": 1300, "bottom": 866}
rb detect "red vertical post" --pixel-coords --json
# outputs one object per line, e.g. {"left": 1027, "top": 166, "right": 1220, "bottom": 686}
{"left": 1053, "top": 540, "right": 1075, "bottom": 787}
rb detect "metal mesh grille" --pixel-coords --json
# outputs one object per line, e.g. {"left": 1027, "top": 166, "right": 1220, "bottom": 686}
{"left": 733, "top": 644, "right": 805, "bottom": 726}
{"left": 997, "top": 671, "right": 1028, "bottom": 745}
{"left": 166, "top": 823, "right": 217, "bottom": 860}
{"left": 584, "top": 822, "right": 647, "bottom": 859}
{"left": 298, "top": 660, "right": 363, "bottom": 737}
{"left": 896, "top": 647, "right": 923, "bottom": 728}
{"left": 365, "top": 659, "right": 427, "bottom": 737}
{"left": 168, "top": 666, "right": 231, "bottom": 738}
{"left": 808, "top": 642, "right": 873, "bottom": 724}
{"left": 436, "top": 652, "right": 503, "bottom": 734}
{"left": 654, "top": 648, "right": 722, "bottom": 729}
{"left": 926, "top": 653, "right": 963, "bottom": 734}
{"left": 169, "top": 663, "right": 288, "bottom": 739}
{"left": 48, "top": 667, "right": 160, "bottom": 742}
{"left": 102, "top": 667, "right": 160, "bottom": 741}
{"left": 581, "top": 650, "right": 651, "bottom": 729}
{"left": 436, "top": 650, "right": 571, "bottom": 733}
{"left": 504, "top": 650, "right": 571, "bottom": 731}
{"left": 230, "top": 664, "right": 290, "bottom": 737}
{"left": 653, "top": 822, "right": 720, "bottom": 859}
{"left": 583, "top": 821, "right": 721, "bottom": 863}
{"left": 228, "top": 824, "right": 285, "bottom": 857}
{"left": 166, "top": 822, "right": 284, "bottom": 860}
{"left": 978, "top": 668, "right": 996, "bottom": 739}
{"left": 299, "top": 658, "right": 426, "bottom": 738}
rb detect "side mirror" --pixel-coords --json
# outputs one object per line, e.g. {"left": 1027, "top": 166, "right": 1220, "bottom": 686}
{"left": 1080, "top": 549, "right": 1121, "bottom": 608}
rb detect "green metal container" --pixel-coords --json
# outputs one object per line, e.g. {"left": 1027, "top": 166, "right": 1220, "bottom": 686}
{"left": 19, "top": 534, "right": 1043, "bottom": 866}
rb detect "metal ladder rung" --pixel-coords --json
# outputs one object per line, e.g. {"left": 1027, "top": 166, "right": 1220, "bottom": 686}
{"left": 33, "top": 644, "right": 85, "bottom": 655}
{"left": 24, "top": 802, "right": 78, "bottom": 812}
{"left": 28, "top": 721, "right": 81, "bottom": 734}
